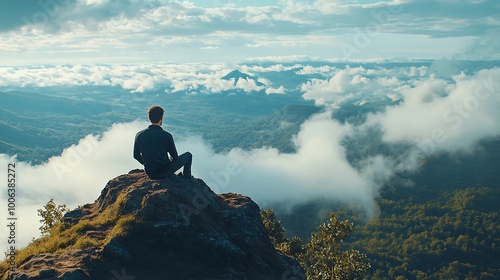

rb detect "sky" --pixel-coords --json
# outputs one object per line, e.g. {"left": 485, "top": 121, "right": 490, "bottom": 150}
{"left": 0, "top": 0, "right": 499, "bottom": 65}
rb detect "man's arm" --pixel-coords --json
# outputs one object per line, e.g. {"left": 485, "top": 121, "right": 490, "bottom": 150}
{"left": 133, "top": 133, "right": 144, "bottom": 164}
{"left": 167, "top": 133, "right": 178, "bottom": 161}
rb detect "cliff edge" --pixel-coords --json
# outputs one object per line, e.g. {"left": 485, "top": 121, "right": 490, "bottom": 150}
{"left": 7, "top": 170, "right": 304, "bottom": 280}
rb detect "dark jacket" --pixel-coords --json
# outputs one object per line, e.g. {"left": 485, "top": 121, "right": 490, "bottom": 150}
{"left": 133, "top": 125, "right": 178, "bottom": 178}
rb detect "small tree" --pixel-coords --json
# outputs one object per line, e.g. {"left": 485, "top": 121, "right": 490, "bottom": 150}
{"left": 37, "top": 198, "right": 69, "bottom": 235}
{"left": 261, "top": 209, "right": 370, "bottom": 279}
{"left": 261, "top": 208, "right": 288, "bottom": 246}
{"left": 298, "top": 213, "right": 371, "bottom": 280}
{"left": 261, "top": 209, "right": 306, "bottom": 258}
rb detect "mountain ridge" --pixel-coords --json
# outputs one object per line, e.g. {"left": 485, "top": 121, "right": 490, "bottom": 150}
{"left": 221, "top": 70, "right": 265, "bottom": 87}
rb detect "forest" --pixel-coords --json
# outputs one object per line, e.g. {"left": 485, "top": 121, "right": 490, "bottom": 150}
{"left": 276, "top": 185, "right": 500, "bottom": 279}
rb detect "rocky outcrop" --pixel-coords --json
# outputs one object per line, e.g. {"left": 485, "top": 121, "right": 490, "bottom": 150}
{"left": 7, "top": 170, "right": 305, "bottom": 280}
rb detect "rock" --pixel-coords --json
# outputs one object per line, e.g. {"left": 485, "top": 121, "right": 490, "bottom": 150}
{"left": 7, "top": 250, "right": 92, "bottom": 280}
{"left": 8, "top": 170, "right": 305, "bottom": 280}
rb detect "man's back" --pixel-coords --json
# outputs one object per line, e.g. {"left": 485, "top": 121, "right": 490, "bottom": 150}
{"left": 134, "top": 105, "right": 192, "bottom": 180}
{"left": 134, "top": 125, "right": 178, "bottom": 178}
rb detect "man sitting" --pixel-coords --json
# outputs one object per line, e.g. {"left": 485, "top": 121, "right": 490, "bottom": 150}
{"left": 133, "top": 105, "right": 193, "bottom": 180}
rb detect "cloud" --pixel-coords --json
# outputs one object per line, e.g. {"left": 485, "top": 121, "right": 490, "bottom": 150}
{"left": 240, "top": 64, "right": 301, "bottom": 73}
{"left": 0, "top": 62, "right": 424, "bottom": 96}
{"left": 4, "top": 0, "right": 497, "bottom": 36}
{"left": 266, "top": 85, "right": 286, "bottom": 95}
{"left": 366, "top": 68, "right": 500, "bottom": 153}
{"left": 0, "top": 64, "right": 272, "bottom": 93}
{"left": 191, "top": 111, "right": 376, "bottom": 208}
{"left": 300, "top": 66, "right": 403, "bottom": 106}
{"left": 244, "top": 56, "right": 325, "bottom": 64}
{"left": 454, "top": 33, "right": 500, "bottom": 60}
{"left": 296, "top": 65, "right": 336, "bottom": 76}
{"left": 297, "top": 63, "right": 500, "bottom": 187}
{"left": 1, "top": 61, "right": 498, "bottom": 251}
{"left": 1, "top": 0, "right": 498, "bottom": 64}
{"left": 0, "top": 110, "right": 380, "bottom": 249}
{"left": 0, "top": 121, "right": 144, "bottom": 250}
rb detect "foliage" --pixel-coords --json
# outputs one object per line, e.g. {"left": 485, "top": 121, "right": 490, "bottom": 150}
{"left": 298, "top": 214, "right": 370, "bottom": 280}
{"left": 261, "top": 209, "right": 287, "bottom": 246}
{"left": 346, "top": 186, "right": 500, "bottom": 279}
{"left": 261, "top": 209, "right": 370, "bottom": 279}
{"left": 37, "top": 198, "right": 69, "bottom": 236}
{"left": 272, "top": 186, "right": 500, "bottom": 279}
{"left": 0, "top": 193, "right": 134, "bottom": 278}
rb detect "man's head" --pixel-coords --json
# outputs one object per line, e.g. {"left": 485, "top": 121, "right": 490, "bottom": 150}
{"left": 148, "top": 105, "right": 164, "bottom": 125}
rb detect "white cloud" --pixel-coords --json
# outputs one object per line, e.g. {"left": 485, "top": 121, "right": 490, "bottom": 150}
{"left": 0, "top": 64, "right": 273, "bottom": 93}
{"left": 244, "top": 56, "right": 322, "bottom": 63}
{"left": 367, "top": 68, "right": 500, "bottom": 153}
{"left": 191, "top": 111, "right": 375, "bottom": 208}
{"left": 0, "top": 121, "right": 144, "bottom": 250}
{"left": 240, "top": 64, "right": 301, "bottom": 73}
{"left": 1, "top": 61, "right": 499, "bottom": 252}
{"left": 297, "top": 63, "right": 500, "bottom": 185}
{"left": 297, "top": 64, "right": 500, "bottom": 154}
{"left": 80, "top": 0, "right": 108, "bottom": 6}
{"left": 301, "top": 67, "right": 397, "bottom": 106}
{"left": 454, "top": 33, "right": 500, "bottom": 60}
{"left": 266, "top": 85, "right": 286, "bottom": 95}
{"left": 296, "top": 65, "right": 336, "bottom": 76}
{"left": 0, "top": 110, "right": 381, "bottom": 249}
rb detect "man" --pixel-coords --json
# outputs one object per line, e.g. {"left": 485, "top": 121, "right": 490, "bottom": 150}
{"left": 134, "top": 105, "right": 193, "bottom": 180}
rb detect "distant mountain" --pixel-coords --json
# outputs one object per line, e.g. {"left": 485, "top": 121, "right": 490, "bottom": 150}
{"left": 3, "top": 170, "right": 304, "bottom": 280}
{"left": 221, "top": 70, "right": 265, "bottom": 87}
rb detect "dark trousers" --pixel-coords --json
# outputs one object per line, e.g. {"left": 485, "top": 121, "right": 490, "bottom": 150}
{"left": 168, "top": 152, "right": 192, "bottom": 177}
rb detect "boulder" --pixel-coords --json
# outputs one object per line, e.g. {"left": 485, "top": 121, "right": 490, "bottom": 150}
{"left": 7, "top": 170, "right": 305, "bottom": 280}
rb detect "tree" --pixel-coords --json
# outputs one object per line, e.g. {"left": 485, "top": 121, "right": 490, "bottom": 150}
{"left": 297, "top": 213, "right": 370, "bottom": 280}
{"left": 37, "top": 198, "right": 69, "bottom": 235}
{"left": 261, "top": 209, "right": 370, "bottom": 279}
{"left": 261, "top": 209, "right": 305, "bottom": 257}
{"left": 261, "top": 208, "right": 287, "bottom": 246}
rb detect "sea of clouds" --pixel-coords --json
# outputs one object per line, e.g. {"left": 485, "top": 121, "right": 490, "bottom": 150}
{"left": 0, "top": 60, "right": 499, "bottom": 248}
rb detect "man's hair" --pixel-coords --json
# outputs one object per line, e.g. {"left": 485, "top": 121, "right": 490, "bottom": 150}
{"left": 148, "top": 106, "right": 164, "bottom": 123}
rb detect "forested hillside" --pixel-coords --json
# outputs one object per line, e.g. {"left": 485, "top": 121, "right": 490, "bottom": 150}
{"left": 278, "top": 186, "right": 499, "bottom": 279}
{"left": 348, "top": 186, "right": 499, "bottom": 279}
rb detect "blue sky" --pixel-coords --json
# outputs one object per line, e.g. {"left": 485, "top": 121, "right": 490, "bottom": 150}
{"left": 0, "top": 0, "right": 498, "bottom": 65}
